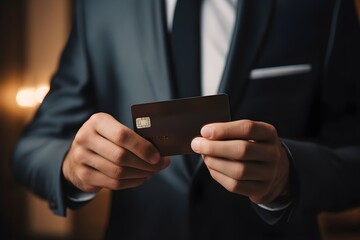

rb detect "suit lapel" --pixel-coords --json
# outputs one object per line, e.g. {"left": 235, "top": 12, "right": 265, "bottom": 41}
{"left": 135, "top": 0, "right": 173, "bottom": 101}
{"left": 218, "top": 0, "right": 275, "bottom": 116}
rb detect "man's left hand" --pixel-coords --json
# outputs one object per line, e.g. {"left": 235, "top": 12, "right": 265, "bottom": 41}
{"left": 191, "top": 120, "right": 290, "bottom": 204}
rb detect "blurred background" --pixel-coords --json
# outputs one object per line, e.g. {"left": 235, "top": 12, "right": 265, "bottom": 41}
{"left": 0, "top": 0, "right": 359, "bottom": 239}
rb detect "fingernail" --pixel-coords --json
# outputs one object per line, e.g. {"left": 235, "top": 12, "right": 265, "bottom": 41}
{"left": 191, "top": 138, "right": 201, "bottom": 152}
{"left": 201, "top": 126, "right": 212, "bottom": 138}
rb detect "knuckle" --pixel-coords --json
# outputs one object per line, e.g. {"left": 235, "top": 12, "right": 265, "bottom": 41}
{"left": 77, "top": 167, "right": 92, "bottom": 182}
{"left": 142, "top": 142, "right": 156, "bottom": 158}
{"left": 88, "top": 112, "right": 110, "bottom": 129}
{"left": 201, "top": 140, "right": 211, "bottom": 154}
{"left": 235, "top": 164, "right": 245, "bottom": 180}
{"left": 89, "top": 112, "right": 105, "bottom": 124}
{"left": 111, "top": 147, "right": 126, "bottom": 161}
{"left": 241, "top": 120, "right": 255, "bottom": 136}
{"left": 72, "top": 171, "right": 96, "bottom": 193}
{"left": 136, "top": 141, "right": 151, "bottom": 157}
{"left": 210, "top": 127, "right": 222, "bottom": 139}
{"left": 74, "top": 129, "right": 88, "bottom": 145}
{"left": 72, "top": 147, "right": 85, "bottom": 161}
{"left": 131, "top": 139, "right": 141, "bottom": 151}
{"left": 72, "top": 175, "right": 83, "bottom": 190}
{"left": 114, "top": 127, "right": 131, "bottom": 144}
{"left": 235, "top": 141, "right": 247, "bottom": 159}
{"left": 112, "top": 166, "right": 124, "bottom": 179}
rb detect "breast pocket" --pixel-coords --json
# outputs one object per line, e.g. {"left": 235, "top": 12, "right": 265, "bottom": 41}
{"left": 237, "top": 64, "right": 317, "bottom": 137}
{"left": 250, "top": 64, "right": 312, "bottom": 80}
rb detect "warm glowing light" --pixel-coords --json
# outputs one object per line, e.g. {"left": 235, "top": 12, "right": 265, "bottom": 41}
{"left": 35, "top": 85, "right": 50, "bottom": 103}
{"left": 16, "top": 85, "right": 50, "bottom": 107}
{"left": 16, "top": 88, "right": 37, "bottom": 107}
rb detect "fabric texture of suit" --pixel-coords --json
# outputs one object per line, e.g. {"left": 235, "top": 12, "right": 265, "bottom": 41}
{"left": 13, "top": 0, "right": 360, "bottom": 239}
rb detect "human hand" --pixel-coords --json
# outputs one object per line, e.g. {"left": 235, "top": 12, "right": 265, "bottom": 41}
{"left": 191, "top": 120, "right": 290, "bottom": 204}
{"left": 62, "top": 113, "right": 169, "bottom": 193}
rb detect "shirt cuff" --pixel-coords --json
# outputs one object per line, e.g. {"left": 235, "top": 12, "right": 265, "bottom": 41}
{"left": 67, "top": 190, "right": 97, "bottom": 202}
{"left": 257, "top": 198, "right": 293, "bottom": 211}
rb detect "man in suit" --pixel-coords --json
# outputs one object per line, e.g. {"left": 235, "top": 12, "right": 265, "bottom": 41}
{"left": 13, "top": 0, "right": 360, "bottom": 239}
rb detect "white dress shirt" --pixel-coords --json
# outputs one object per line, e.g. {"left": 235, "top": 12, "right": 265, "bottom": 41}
{"left": 165, "top": 0, "right": 237, "bottom": 95}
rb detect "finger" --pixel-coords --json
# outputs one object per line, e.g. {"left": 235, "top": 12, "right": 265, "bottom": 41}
{"left": 208, "top": 168, "right": 267, "bottom": 199}
{"left": 94, "top": 175, "right": 149, "bottom": 191}
{"left": 82, "top": 132, "right": 168, "bottom": 172}
{"left": 82, "top": 130, "right": 127, "bottom": 163}
{"left": 192, "top": 137, "right": 277, "bottom": 161}
{"left": 77, "top": 166, "right": 149, "bottom": 191}
{"left": 201, "top": 120, "right": 278, "bottom": 142}
{"left": 81, "top": 149, "right": 158, "bottom": 180}
{"left": 203, "top": 156, "right": 271, "bottom": 181}
{"left": 89, "top": 113, "right": 160, "bottom": 164}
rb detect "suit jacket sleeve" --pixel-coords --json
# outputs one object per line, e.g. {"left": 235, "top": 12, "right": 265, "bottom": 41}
{"left": 12, "top": 0, "right": 94, "bottom": 216}
{"left": 283, "top": 0, "right": 360, "bottom": 214}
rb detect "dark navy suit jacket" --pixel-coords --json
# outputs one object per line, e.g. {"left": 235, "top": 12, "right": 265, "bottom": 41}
{"left": 13, "top": 0, "right": 360, "bottom": 239}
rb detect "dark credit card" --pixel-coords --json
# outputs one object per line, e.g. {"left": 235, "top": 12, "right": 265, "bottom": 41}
{"left": 131, "top": 94, "right": 231, "bottom": 156}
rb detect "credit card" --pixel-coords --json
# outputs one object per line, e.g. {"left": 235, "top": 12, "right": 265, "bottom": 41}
{"left": 131, "top": 94, "right": 231, "bottom": 156}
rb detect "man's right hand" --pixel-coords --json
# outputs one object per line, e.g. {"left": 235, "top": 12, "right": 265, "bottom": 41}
{"left": 62, "top": 112, "right": 169, "bottom": 193}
